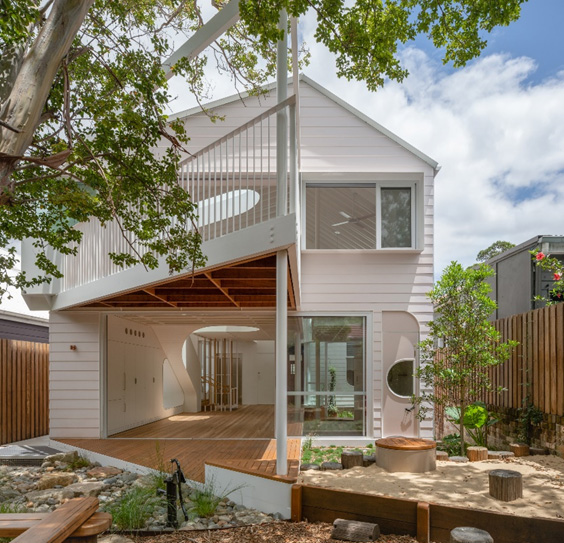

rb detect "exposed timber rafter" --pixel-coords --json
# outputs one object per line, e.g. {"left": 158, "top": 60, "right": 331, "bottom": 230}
{"left": 143, "top": 288, "right": 177, "bottom": 308}
{"left": 204, "top": 272, "right": 240, "bottom": 308}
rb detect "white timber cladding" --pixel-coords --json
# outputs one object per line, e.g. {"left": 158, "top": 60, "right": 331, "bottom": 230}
{"left": 49, "top": 312, "right": 101, "bottom": 438}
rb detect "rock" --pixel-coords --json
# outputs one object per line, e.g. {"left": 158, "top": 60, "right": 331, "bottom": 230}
{"left": 64, "top": 481, "right": 105, "bottom": 497}
{"left": 450, "top": 526, "right": 493, "bottom": 543}
{"left": 120, "top": 472, "right": 138, "bottom": 483}
{"left": 44, "top": 451, "right": 78, "bottom": 464}
{"left": 99, "top": 535, "right": 136, "bottom": 543}
{"left": 449, "top": 456, "right": 469, "bottom": 463}
{"left": 321, "top": 462, "right": 343, "bottom": 471}
{"left": 0, "top": 488, "right": 21, "bottom": 502}
{"left": 36, "top": 473, "right": 75, "bottom": 490}
{"left": 300, "top": 463, "right": 320, "bottom": 471}
{"left": 87, "top": 466, "right": 122, "bottom": 479}
{"left": 26, "top": 489, "right": 64, "bottom": 504}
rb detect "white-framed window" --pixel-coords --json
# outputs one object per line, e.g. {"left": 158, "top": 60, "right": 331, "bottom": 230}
{"left": 305, "top": 181, "right": 416, "bottom": 250}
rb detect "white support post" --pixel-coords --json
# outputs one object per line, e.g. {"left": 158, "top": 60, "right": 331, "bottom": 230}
{"left": 276, "top": 10, "right": 288, "bottom": 217}
{"left": 275, "top": 9, "right": 289, "bottom": 476}
{"left": 276, "top": 249, "right": 288, "bottom": 475}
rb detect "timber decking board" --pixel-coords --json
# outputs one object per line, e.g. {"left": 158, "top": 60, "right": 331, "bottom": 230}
{"left": 110, "top": 405, "right": 277, "bottom": 439}
{"left": 56, "top": 437, "right": 301, "bottom": 483}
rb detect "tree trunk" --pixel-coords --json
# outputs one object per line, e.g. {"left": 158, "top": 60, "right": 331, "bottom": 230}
{"left": 0, "top": 0, "right": 95, "bottom": 188}
{"left": 459, "top": 399, "right": 466, "bottom": 457}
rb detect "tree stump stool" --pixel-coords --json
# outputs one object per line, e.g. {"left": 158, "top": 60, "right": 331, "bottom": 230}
{"left": 321, "top": 461, "right": 343, "bottom": 471}
{"left": 489, "top": 469, "right": 523, "bottom": 501}
{"left": 331, "top": 518, "right": 380, "bottom": 542}
{"left": 436, "top": 450, "right": 449, "bottom": 461}
{"left": 467, "top": 447, "right": 488, "bottom": 462}
{"left": 375, "top": 437, "right": 436, "bottom": 473}
{"left": 450, "top": 526, "right": 493, "bottom": 543}
{"left": 510, "top": 443, "right": 530, "bottom": 457}
{"left": 363, "top": 454, "right": 376, "bottom": 467}
{"left": 341, "top": 450, "right": 363, "bottom": 469}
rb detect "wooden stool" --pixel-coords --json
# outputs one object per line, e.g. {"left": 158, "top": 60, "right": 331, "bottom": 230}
{"left": 467, "top": 447, "right": 488, "bottom": 462}
{"left": 375, "top": 437, "right": 436, "bottom": 473}
{"left": 341, "top": 450, "right": 363, "bottom": 469}
{"left": 436, "top": 450, "right": 449, "bottom": 461}
{"left": 489, "top": 469, "right": 523, "bottom": 501}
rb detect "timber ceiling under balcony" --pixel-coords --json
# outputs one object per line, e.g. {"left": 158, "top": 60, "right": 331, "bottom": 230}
{"left": 79, "top": 253, "right": 295, "bottom": 310}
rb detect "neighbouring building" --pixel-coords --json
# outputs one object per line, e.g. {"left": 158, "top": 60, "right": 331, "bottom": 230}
{"left": 486, "top": 235, "right": 564, "bottom": 320}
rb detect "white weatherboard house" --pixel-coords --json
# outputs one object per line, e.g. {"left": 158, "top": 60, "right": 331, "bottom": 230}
{"left": 21, "top": 74, "right": 437, "bottom": 514}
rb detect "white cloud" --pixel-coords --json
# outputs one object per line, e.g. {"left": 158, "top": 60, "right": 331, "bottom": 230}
{"left": 301, "top": 44, "right": 564, "bottom": 274}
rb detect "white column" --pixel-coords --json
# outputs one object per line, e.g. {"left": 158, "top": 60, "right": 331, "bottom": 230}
{"left": 275, "top": 9, "right": 289, "bottom": 476}
{"left": 276, "top": 249, "right": 288, "bottom": 475}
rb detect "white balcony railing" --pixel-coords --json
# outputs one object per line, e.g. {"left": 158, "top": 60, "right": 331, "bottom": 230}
{"left": 57, "top": 95, "right": 298, "bottom": 294}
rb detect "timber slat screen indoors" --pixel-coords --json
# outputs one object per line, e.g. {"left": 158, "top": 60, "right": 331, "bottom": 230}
{"left": 434, "top": 303, "right": 564, "bottom": 436}
{"left": 0, "top": 339, "right": 49, "bottom": 445}
{"left": 292, "top": 485, "right": 564, "bottom": 543}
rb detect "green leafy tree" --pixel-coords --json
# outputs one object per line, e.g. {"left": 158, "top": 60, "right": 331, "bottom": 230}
{"left": 413, "top": 262, "right": 517, "bottom": 456}
{"left": 476, "top": 240, "right": 515, "bottom": 262}
{"left": 1, "top": 1, "right": 527, "bottom": 298}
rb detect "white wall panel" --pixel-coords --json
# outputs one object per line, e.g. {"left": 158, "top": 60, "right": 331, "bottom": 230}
{"left": 49, "top": 312, "right": 101, "bottom": 439}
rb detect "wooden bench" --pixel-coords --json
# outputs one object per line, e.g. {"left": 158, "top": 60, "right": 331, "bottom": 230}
{"left": 0, "top": 497, "right": 111, "bottom": 543}
{"left": 375, "top": 437, "right": 437, "bottom": 473}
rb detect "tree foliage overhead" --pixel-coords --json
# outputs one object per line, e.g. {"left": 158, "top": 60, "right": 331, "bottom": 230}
{"left": 413, "top": 262, "right": 517, "bottom": 455}
{"left": 0, "top": 0, "right": 527, "bottom": 299}
{"left": 476, "top": 240, "right": 515, "bottom": 262}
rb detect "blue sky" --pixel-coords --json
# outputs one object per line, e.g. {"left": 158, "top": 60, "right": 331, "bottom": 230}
{"left": 480, "top": 0, "right": 564, "bottom": 83}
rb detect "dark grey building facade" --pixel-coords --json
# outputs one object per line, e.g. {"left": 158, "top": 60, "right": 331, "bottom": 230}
{"left": 486, "top": 235, "right": 564, "bottom": 320}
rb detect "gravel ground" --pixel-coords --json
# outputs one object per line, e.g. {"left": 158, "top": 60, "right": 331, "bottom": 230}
{"left": 130, "top": 521, "right": 422, "bottom": 543}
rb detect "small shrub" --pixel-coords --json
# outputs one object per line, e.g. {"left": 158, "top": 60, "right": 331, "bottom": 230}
{"left": 437, "top": 433, "right": 464, "bottom": 457}
{"left": 65, "top": 455, "right": 91, "bottom": 471}
{"left": 187, "top": 479, "right": 243, "bottom": 519}
{"left": 104, "top": 486, "right": 162, "bottom": 530}
{"left": 0, "top": 502, "right": 27, "bottom": 513}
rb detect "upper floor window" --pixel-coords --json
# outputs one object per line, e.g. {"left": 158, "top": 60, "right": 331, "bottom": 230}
{"left": 306, "top": 183, "right": 415, "bottom": 250}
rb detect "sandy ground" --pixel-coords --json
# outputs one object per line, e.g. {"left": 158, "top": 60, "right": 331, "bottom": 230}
{"left": 299, "top": 456, "right": 564, "bottom": 520}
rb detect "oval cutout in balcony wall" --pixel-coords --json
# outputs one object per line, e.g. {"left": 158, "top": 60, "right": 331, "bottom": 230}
{"left": 163, "top": 358, "right": 184, "bottom": 409}
{"left": 196, "top": 189, "right": 260, "bottom": 227}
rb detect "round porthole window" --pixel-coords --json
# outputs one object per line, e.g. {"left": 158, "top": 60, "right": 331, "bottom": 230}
{"left": 386, "top": 359, "right": 414, "bottom": 398}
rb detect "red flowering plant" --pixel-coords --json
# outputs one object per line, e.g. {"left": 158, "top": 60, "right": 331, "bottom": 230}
{"left": 530, "top": 249, "right": 564, "bottom": 304}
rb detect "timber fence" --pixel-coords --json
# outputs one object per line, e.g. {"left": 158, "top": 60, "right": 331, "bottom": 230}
{"left": 434, "top": 303, "right": 564, "bottom": 444}
{"left": 0, "top": 338, "right": 49, "bottom": 445}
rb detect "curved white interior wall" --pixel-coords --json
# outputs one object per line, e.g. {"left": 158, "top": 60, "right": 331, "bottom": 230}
{"left": 106, "top": 316, "right": 182, "bottom": 435}
{"left": 163, "top": 358, "right": 185, "bottom": 409}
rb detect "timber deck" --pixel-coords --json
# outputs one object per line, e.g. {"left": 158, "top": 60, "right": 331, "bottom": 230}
{"left": 57, "top": 406, "right": 302, "bottom": 483}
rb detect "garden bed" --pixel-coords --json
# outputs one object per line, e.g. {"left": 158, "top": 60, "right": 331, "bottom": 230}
{"left": 299, "top": 454, "right": 564, "bottom": 520}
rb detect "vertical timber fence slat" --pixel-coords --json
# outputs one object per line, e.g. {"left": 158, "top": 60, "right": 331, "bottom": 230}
{"left": 0, "top": 339, "right": 49, "bottom": 446}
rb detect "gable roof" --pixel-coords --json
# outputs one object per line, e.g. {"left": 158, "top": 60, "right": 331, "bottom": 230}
{"left": 171, "top": 74, "right": 439, "bottom": 171}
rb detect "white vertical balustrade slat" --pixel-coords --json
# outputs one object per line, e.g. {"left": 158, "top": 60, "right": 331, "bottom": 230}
{"left": 58, "top": 96, "right": 296, "bottom": 293}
